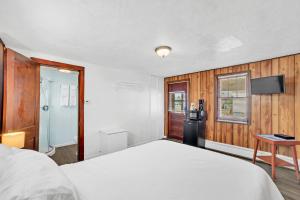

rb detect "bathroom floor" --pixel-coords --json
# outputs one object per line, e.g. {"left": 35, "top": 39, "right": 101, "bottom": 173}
{"left": 50, "top": 144, "right": 78, "bottom": 165}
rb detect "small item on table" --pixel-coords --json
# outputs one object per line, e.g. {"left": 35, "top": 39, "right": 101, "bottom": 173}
{"left": 274, "top": 134, "right": 295, "bottom": 140}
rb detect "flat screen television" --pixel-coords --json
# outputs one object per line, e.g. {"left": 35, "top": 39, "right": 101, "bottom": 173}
{"left": 251, "top": 75, "right": 285, "bottom": 94}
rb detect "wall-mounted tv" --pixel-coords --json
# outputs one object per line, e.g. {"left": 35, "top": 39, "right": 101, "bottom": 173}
{"left": 251, "top": 75, "right": 285, "bottom": 94}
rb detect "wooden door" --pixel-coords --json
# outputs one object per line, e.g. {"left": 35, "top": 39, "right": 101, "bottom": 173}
{"left": 0, "top": 40, "right": 4, "bottom": 133}
{"left": 168, "top": 81, "right": 188, "bottom": 140}
{"left": 2, "top": 48, "right": 40, "bottom": 150}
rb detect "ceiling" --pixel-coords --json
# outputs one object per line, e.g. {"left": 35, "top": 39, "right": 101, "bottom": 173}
{"left": 1, "top": 0, "right": 300, "bottom": 77}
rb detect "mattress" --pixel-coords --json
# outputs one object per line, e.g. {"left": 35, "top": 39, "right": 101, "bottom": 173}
{"left": 61, "top": 140, "right": 283, "bottom": 200}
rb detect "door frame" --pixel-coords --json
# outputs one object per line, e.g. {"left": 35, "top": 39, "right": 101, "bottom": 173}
{"left": 31, "top": 57, "right": 85, "bottom": 161}
{"left": 0, "top": 39, "right": 5, "bottom": 134}
{"left": 164, "top": 79, "right": 190, "bottom": 140}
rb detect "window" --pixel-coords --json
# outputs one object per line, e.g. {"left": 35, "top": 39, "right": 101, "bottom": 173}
{"left": 168, "top": 91, "right": 186, "bottom": 113}
{"left": 216, "top": 72, "right": 250, "bottom": 124}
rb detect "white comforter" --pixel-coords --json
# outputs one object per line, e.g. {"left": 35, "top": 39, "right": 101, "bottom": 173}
{"left": 61, "top": 140, "right": 283, "bottom": 200}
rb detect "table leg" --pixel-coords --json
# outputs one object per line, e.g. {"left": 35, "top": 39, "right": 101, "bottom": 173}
{"left": 271, "top": 144, "right": 276, "bottom": 180}
{"left": 253, "top": 139, "right": 259, "bottom": 164}
{"left": 291, "top": 146, "right": 299, "bottom": 180}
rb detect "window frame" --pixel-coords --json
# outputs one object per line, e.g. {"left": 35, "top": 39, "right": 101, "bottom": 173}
{"left": 215, "top": 71, "right": 251, "bottom": 124}
{"left": 168, "top": 91, "right": 187, "bottom": 113}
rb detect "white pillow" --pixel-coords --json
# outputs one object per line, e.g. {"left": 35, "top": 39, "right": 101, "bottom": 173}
{"left": 0, "top": 149, "right": 79, "bottom": 200}
{"left": 0, "top": 144, "right": 14, "bottom": 157}
{"left": 0, "top": 144, "right": 22, "bottom": 157}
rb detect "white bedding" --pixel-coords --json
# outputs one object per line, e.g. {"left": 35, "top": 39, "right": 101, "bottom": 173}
{"left": 0, "top": 148, "right": 78, "bottom": 200}
{"left": 61, "top": 140, "right": 283, "bottom": 200}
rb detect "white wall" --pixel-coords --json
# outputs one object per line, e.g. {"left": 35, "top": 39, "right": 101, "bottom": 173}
{"left": 84, "top": 66, "right": 164, "bottom": 158}
{"left": 12, "top": 48, "right": 164, "bottom": 159}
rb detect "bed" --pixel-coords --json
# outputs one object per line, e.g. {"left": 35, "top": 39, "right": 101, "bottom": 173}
{"left": 0, "top": 140, "right": 283, "bottom": 200}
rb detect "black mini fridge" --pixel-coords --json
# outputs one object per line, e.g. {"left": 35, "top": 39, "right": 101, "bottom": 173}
{"left": 183, "top": 99, "right": 206, "bottom": 148}
{"left": 183, "top": 119, "right": 205, "bottom": 148}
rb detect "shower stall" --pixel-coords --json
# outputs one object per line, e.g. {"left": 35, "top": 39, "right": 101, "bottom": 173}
{"left": 39, "top": 77, "right": 55, "bottom": 156}
{"left": 39, "top": 66, "right": 79, "bottom": 158}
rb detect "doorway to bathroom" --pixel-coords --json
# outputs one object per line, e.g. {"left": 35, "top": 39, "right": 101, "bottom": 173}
{"left": 39, "top": 65, "right": 79, "bottom": 164}
{"left": 32, "top": 57, "right": 85, "bottom": 164}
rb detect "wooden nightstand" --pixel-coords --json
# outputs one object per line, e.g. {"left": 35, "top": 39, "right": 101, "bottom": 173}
{"left": 252, "top": 134, "right": 300, "bottom": 180}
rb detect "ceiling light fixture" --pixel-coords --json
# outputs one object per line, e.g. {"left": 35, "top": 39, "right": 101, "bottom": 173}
{"left": 155, "top": 46, "right": 172, "bottom": 58}
{"left": 58, "top": 69, "right": 72, "bottom": 73}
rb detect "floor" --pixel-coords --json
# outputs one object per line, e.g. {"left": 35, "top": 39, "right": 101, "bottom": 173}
{"left": 50, "top": 144, "right": 78, "bottom": 166}
{"left": 166, "top": 138, "right": 300, "bottom": 200}
{"left": 255, "top": 161, "right": 300, "bottom": 200}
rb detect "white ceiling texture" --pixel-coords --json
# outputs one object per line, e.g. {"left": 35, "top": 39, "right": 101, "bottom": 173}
{"left": 0, "top": 0, "right": 300, "bottom": 77}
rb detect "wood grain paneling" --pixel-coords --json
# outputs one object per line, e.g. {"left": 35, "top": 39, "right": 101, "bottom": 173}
{"left": 271, "top": 59, "right": 279, "bottom": 136}
{"left": 164, "top": 53, "right": 300, "bottom": 157}
{"left": 260, "top": 60, "right": 272, "bottom": 152}
{"left": 249, "top": 62, "right": 261, "bottom": 150}
{"left": 206, "top": 70, "right": 215, "bottom": 141}
{"left": 3, "top": 49, "right": 40, "bottom": 150}
{"left": 295, "top": 55, "right": 300, "bottom": 156}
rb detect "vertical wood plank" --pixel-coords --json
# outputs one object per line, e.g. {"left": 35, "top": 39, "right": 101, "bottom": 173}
{"left": 260, "top": 60, "right": 272, "bottom": 152}
{"left": 279, "top": 56, "right": 295, "bottom": 156}
{"left": 271, "top": 59, "right": 279, "bottom": 135}
{"left": 279, "top": 57, "right": 290, "bottom": 135}
{"left": 248, "top": 62, "right": 261, "bottom": 149}
{"left": 287, "top": 56, "right": 295, "bottom": 138}
{"left": 206, "top": 70, "right": 215, "bottom": 141}
{"left": 295, "top": 54, "right": 300, "bottom": 156}
{"left": 200, "top": 71, "right": 207, "bottom": 100}
{"left": 189, "top": 73, "right": 199, "bottom": 105}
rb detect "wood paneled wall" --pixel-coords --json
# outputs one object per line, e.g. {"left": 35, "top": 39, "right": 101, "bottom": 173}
{"left": 164, "top": 53, "right": 300, "bottom": 157}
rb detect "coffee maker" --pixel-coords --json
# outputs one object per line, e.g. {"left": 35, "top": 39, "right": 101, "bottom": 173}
{"left": 183, "top": 99, "right": 207, "bottom": 148}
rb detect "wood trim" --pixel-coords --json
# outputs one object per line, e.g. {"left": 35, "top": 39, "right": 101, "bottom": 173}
{"left": 31, "top": 57, "right": 84, "bottom": 71}
{"left": 78, "top": 69, "right": 85, "bottom": 161}
{"left": 32, "top": 57, "right": 85, "bottom": 161}
{"left": 2, "top": 49, "right": 12, "bottom": 131}
{"left": 0, "top": 40, "right": 4, "bottom": 134}
{"left": 0, "top": 38, "right": 5, "bottom": 47}
{"left": 35, "top": 65, "right": 40, "bottom": 150}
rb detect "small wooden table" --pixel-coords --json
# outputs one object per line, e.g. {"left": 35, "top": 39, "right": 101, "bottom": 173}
{"left": 252, "top": 134, "right": 300, "bottom": 180}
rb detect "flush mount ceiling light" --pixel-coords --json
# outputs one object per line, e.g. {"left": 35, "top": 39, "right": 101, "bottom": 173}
{"left": 155, "top": 46, "right": 172, "bottom": 58}
{"left": 58, "top": 69, "right": 72, "bottom": 73}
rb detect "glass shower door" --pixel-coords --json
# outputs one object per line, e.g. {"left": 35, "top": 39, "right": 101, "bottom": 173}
{"left": 39, "top": 78, "right": 55, "bottom": 155}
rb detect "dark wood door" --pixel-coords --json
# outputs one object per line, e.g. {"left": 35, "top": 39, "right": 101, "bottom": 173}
{"left": 168, "top": 81, "right": 188, "bottom": 140}
{"left": 2, "top": 48, "right": 39, "bottom": 150}
{"left": 0, "top": 40, "right": 4, "bottom": 133}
